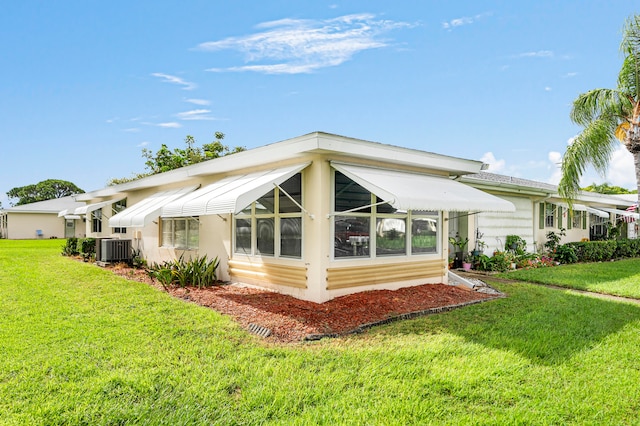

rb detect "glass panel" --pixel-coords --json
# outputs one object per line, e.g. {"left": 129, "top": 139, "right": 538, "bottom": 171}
{"left": 187, "top": 218, "right": 199, "bottom": 249}
{"left": 334, "top": 215, "right": 370, "bottom": 258}
{"left": 376, "top": 197, "right": 397, "bottom": 214}
{"left": 256, "top": 189, "right": 275, "bottom": 214}
{"left": 334, "top": 171, "right": 371, "bottom": 213}
{"left": 256, "top": 218, "right": 275, "bottom": 255}
{"left": 92, "top": 210, "right": 102, "bottom": 233}
{"left": 545, "top": 204, "right": 555, "bottom": 228}
{"left": 280, "top": 217, "right": 302, "bottom": 258}
{"left": 572, "top": 211, "right": 582, "bottom": 229}
{"left": 112, "top": 199, "right": 127, "bottom": 215}
{"left": 235, "top": 218, "right": 252, "bottom": 254}
{"left": 411, "top": 213, "right": 438, "bottom": 254}
{"left": 376, "top": 218, "right": 406, "bottom": 256}
{"left": 279, "top": 173, "right": 302, "bottom": 213}
{"left": 174, "top": 219, "right": 187, "bottom": 248}
{"left": 161, "top": 219, "right": 173, "bottom": 247}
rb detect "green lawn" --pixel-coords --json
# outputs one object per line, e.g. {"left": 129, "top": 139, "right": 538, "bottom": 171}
{"left": 500, "top": 258, "right": 640, "bottom": 299}
{"left": 2, "top": 240, "right": 640, "bottom": 424}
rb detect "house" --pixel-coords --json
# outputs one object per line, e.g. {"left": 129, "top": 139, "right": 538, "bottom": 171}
{"left": 69, "top": 132, "right": 515, "bottom": 303}
{"left": 456, "top": 172, "right": 637, "bottom": 254}
{"left": 0, "top": 196, "right": 86, "bottom": 239}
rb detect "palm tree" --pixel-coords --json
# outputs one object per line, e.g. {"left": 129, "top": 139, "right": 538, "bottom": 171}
{"left": 559, "top": 14, "right": 640, "bottom": 205}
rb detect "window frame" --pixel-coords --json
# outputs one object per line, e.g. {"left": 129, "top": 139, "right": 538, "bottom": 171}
{"left": 233, "top": 173, "right": 303, "bottom": 259}
{"left": 161, "top": 217, "right": 200, "bottom": 250}
{"left": 332, "top": 170, "right": 440, "bottom": 260}
{"left": 91, "top": 209, "right": 102, "bottom": 233}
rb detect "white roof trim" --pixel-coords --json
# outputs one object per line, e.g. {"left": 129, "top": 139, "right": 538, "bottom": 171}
{"left": 57, "top": 209, "right": 69, "bottom": 217}
{"left": 586, "top": 207, "right": 610, "bottom": 219}
{"left": 162, "top": 163, "right": 309, "bottom": 217}
{"left": 64, "top": 215, "right": 82, "bottom": 220}
{"left": 108, "top": 186, "right": 199, "bottom": 228}
{"left": 74, "top": 196, "right": 126, "bottom": 215}
{"left": 331, "top": 163, "right": 516, "bottom": 213}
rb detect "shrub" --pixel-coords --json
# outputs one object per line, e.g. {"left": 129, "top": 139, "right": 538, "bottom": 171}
{"left": 79, "top": 238, "right": 96, "bottom": 261}
{"left": 554, "top": 244, "right": 578, "bottom": 264}
{"left": 62, "top": 238, "right": 79, "bottom": 256}
{"left": 505, "top": 235, "right": 527, "bottom": 255}
{"left": 147, "top": 254, "right": 220, "bottom": 289}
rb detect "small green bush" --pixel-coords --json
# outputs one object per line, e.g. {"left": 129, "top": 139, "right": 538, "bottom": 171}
{"left": 61, "top": 238, "right": 79, "bottom": 256}
{"left": 147, "top": 254, "right": 220, "bottom": 289}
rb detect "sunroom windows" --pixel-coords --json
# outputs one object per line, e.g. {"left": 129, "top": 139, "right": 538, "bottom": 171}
{"left": 234, "top": 173, "right": 302, "bottom": 259}
{"left": 333, "top": 171, "right": 439, "bottom": 259}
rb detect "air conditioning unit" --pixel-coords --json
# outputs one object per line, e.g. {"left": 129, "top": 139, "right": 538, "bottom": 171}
{"left": 100, "top": 239, "right": 132, "bottom": 263}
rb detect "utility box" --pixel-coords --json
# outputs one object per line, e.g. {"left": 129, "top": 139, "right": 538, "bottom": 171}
{"left": 100, "top": 239, "right": 132, "bottom": 263}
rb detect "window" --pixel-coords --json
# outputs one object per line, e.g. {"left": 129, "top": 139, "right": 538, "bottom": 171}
{"left": 333, "top": 171, "right": 439, "bottom": 258}
{"left": 545, "top": 203, "right": 555, "bottom": 228}
{"left": 234, "top": 173, "right": 303, "bottom": 258}
{"left": 572, "top": 210, "right": 584, "bottom": 229}
{"left": 161, "top": 218, "right": 199, "bottom": 250}
{"left": 91, "top": 209, "right": 102, "bottom": 233}
{"left": 112, "top": 199, "right": 127, "bottom": 233}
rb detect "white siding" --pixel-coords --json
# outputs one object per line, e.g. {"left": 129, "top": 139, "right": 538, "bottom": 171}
{"left": 476, "top": 195, "right": 534, "bottom": 254}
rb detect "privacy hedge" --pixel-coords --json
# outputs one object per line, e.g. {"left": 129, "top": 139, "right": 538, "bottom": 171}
{"left": 562, "top": 239, "right": 640, "bottom": 263}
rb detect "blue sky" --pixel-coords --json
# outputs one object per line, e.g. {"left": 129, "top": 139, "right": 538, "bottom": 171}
{"left": 1, "top": 1, "right": 638, "bottom": 207}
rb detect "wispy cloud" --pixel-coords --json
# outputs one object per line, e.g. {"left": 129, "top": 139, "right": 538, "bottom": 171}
{"left": 151, "top": 73, "right": 197, "bottom": 90}
{"left": 197, "top": 13, "right": 414, "bottom": 74}
{"left": 185, "top": 98, "right": 211, "bottom": 106}
{"left": 513, "top": 50, "right": 553, "bottom": 58}
{"left": 563, "top": 72, "right": 578, "bottom": 78}
{"left": 176, "top": 109, "right": 217, "bottom": 121}
{"left": 480, "top": 151, "right": 505, "bottom": 172}
{"left": 442, "top": 12, "right": 492, "bottom": 30}
{"left": 157, "top": 122, "right": 182, "bottom": 128}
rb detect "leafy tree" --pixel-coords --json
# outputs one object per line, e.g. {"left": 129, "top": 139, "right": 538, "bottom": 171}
{"left": 582, "top": 182, "right": 637, "bottom": 194}
{"left": 7, "top": 179, "right": 84, "bottom": 206}
{"left": 559, "top": 15, "right": 640, "bottom": 205}
{"left": 108, "top": 132, "right": 245, "bottom": 185}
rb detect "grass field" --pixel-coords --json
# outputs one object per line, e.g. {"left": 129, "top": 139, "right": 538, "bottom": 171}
{"left": 2, "top": 239, "right": 640, "bottom": 424}
{"left": 500, "top": 257, "right": 640, "bottom": 298}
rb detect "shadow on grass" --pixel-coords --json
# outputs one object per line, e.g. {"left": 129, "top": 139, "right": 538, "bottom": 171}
{"left": 373, "top": 281, "right": 640, "bottom": 366}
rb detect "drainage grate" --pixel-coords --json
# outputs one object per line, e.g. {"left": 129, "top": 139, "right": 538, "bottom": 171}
{"left": 248, "top": 323, "right": 272, "bottom": 338}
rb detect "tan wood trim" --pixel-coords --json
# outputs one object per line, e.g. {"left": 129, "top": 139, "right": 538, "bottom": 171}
{"left": 326, "top": 259, "right": 445, "bottom": 290}
{"left": 228, "top": 259, "right": 308, "bottom": 289}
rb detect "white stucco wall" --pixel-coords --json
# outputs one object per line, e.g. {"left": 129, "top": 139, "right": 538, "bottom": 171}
{"left": 6, "top": 212, "right": 65, "bottom": 239}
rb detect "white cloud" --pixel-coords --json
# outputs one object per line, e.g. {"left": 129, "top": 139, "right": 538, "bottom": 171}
{"left": 137, "top": 141, "right": 150, "bottom": 147}
{"left": 198, "top": 14, "right": 414, "bottom": 74}
{"left": 606, "top": 145, "right": 636, "bottom": 189}
{"left": 185, "top": 98, "right": 211, "bottom": 106}
{"left": 480, "top": 152, "right": 505, "bottom": 172}
{"left": 563, "top": 72, "right": 578, "bottom": 78}
{"left": 544, "top": 86, "right": 552, "bottom": 92}
{"left": 547, "top": 151, "right": 563, "bottom": 184}
{"left": 176, "top": 109, "right": 216, "bottom": 121}
{"left": 151, "top": 73, "right": 197, "bottom": 90}
{"left": 157, "top": 122, "right": 182, "bottom": 128}
{"left": 123, "top": 128, "right": 140, "bottom": 133}
{"left": 513, "top": 50, "right": 553, "bottom": 58}
{"left": 442, "top": 12, "right": 492, "bottom": 30}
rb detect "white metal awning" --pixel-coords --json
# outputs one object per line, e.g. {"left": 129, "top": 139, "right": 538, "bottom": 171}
{"left": 109, "top": 186, "right": 199, "bottom": 228}
{"left": 57, "top": 209, "right": 69, "bottom": 217}
{"left": 64, "top": 215, "right": 82, "bottom": 220}
{"left": 598, "top": 207, "right": 639, "bottom": 220}
{"left": 586, "top": 207, "right": 610, "bottom": 219}
{"left": 73, "top": 197, "right": 126, "bottom": 215}
{"left": 331, "top": 163, "right": 516, "bottom": 212}
{"left": 162, "top": 163, "right": 310, "bottom": 217}
{"left": 557, "top": 202, "right": 588, "bottom": 212}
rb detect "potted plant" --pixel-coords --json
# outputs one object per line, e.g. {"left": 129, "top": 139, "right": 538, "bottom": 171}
{"left": 448, "top": 234, "right": 469, "bottom": 269}
{"left": 462, "top": 254, "right": 473, "bottom": 271}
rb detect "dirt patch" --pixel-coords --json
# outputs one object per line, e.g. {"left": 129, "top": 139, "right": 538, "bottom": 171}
{"left": 108, "top": 265, "right": 500, "bottom": 343}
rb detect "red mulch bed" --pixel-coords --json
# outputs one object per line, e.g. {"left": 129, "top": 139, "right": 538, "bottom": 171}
{"left": 109, "top": 266, "right": 498, "bottom": 343}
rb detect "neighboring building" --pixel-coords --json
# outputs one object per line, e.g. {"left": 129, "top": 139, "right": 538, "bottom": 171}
{"left": 458, "top": 172, "right": 637, "bottom": 254}
{"left": 0, "top": 196, "right": 86, "bottom": 240}
{"left": 68, "top": 132, "right": 515, "bottom": 303}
